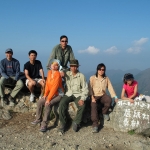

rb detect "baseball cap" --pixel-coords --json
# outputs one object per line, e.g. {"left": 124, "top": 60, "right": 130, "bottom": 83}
{"left": 5, "top": 48, "right": 13, "bottom": 53}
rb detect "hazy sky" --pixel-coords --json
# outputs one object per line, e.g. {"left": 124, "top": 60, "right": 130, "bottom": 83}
{"left": 0, "top": 0, "right": 150, "bottom": 75}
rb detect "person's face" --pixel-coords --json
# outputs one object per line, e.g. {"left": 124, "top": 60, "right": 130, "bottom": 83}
{"left": 70, "top": 65, "right": 78, "bottom": 74}
{"left": 98, "top": 67, "right": 105, "bottom": 76}
{"left": 29, "top": 53, "right": 37, "bottom": 61}
{"left": 5, "top": 52, "right": 13, "bottom": 60}
{"left": 60, "top": 37, "right": 68, "bottom": 48}
{"left": 126, "top": 79, "right": 133, "bottom": 85}
{"left": 51, "top": 62, "right": 59, "bottom": 71}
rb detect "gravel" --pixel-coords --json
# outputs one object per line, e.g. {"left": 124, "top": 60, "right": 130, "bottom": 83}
{"left": 0, "top": 112, "right": 150, "bottom": 150}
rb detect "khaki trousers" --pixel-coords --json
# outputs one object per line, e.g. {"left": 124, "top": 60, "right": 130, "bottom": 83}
{"left": 36, "top": 95, "right": 62, "bottom": 127}
{"left": 0, "top": 77, "right": 24, "bottom": 98}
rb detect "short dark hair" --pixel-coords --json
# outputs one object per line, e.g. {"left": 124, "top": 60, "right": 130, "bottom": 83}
{"left": 60, "top": 35, "right": 68, "bottom": 41}
{"left": 95, "top": 63, "right": 106, "bottom": 78}
{"left": 28, "top": 50, "right": 37, "bottom": 56}
{"left": 123, "top": 73, "right": 134, "bottom": 84}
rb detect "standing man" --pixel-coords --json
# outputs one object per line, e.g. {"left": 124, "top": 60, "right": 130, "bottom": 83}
{"left": 24, "top": 50, "right": 45, "bottom": 102}
{"left": 0, "top": 48, "right": 24, "bottom": 107}
{"left": 47, "top": 35, "right": 75, "bottom": 72}
{"left": 58, "top": 59, "right": 88, "bottom": 134}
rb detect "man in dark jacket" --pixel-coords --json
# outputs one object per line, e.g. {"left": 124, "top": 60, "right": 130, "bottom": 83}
{"left": 0, "top": 48, "right": 24, "bottom": 107}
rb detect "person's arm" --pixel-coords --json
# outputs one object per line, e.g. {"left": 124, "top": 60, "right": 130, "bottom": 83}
{"left": 69, "top": 46, "right": 75, "bottom": 60}
{"left": 46, "top": 46, "right": 56, "bottom": 69}
{"left": 129, "top": 84, "right": 138, "bottom": 99}
{"left": 107, "top": 78, "right": 118, "bottom": 101}
{"left": 77, "top": 75, "right": 89, "bottom": 106}
{"left": 15, "top": 61, "right": 20, "bottom": 81}
{"left": 121, "top": 88, "right": 128, "bottom": 100}
{"left": 43, "top": 71, "right": 50, "bottom": 97}
{"left": 39, "top": 69, "right": 45, "bottom": 80}
{"left": 65, "top": 72, "right": 73, "bottom": 95}
{"left": 24, "top": 69, "right": 33, "bottom": 81}
{"left": 0, "top": 60, "right": 9, "bottom": 79}
{"left": 80, "top": 75, "right": 89, "bottom": 101}
{"left": 88, "top": 77, "right": 96, "bottom": 103}
{"left": 121, "top": 88, "right": 134, "bottom": 103}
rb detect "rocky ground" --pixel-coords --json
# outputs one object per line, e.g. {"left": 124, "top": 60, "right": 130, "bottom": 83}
{"left": 0, "top": 112, "right": 150, "bottom": 150}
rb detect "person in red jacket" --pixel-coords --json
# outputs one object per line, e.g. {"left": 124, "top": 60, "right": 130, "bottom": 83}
{"left": 31, "top": 59, "right": 64, "bottom": 132}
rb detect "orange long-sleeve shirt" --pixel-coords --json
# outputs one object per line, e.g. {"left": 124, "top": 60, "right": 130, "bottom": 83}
{"left": 44, "top": 70, "right": 64, "bottom": 101}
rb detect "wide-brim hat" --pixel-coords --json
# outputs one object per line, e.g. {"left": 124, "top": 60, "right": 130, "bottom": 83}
{"left": 70, "top": 59, "right": 80, "bottom": 66}
{"left": 49, "top": 59, "right": 62, "bottom": 71}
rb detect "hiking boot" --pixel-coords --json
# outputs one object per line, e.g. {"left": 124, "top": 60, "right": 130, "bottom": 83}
{"left": 72, "top": 122, "right": 80, "bottom": 132}
{"left": 31, "top": 120, "right": 41, "bottom": 125}
{"left": 58, "top": 123, "right": 65, "bottom": 134}
{"left": 30, "top": 94, "right": 35, "bottom": 102}
{"left": 103, "top": 114, "right": 110, "bottom": 121}
{"left": 40, "top": 126, "right": 47, "bottom": 132}
{"left": 92, "top": 127, "right": 98, "bottom": 133}
{"left": 8, "top": 95, "right": 15, "bottom": 107}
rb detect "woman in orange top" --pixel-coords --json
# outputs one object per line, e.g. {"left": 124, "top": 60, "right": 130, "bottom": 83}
{"left": 31, "top": 59, "right": 64, "bottom": 132}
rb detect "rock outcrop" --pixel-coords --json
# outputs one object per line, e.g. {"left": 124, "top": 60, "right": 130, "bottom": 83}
{"left": 1, "top": 87, "right": 150, "bottom": 136}
{"left": 105, "top": 100, "right": 150, "bottom": 136}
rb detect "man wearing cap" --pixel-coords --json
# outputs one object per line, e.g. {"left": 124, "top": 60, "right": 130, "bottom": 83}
{"left": 0, "top": 48, "right": 24, "bottom": 106}
{"left": 58, "top": 59, "right": 88, "bottom": 133}
{"left": 47, "top": 35, "right": 75, "bottom": 72}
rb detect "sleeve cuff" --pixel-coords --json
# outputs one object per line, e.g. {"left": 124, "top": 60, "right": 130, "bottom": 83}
{"left": 114, "top": 96, "right": 118, "bottom": 99}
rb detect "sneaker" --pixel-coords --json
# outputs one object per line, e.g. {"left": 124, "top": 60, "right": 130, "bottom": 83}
{"left": 92, "top": 127, "right": 98, "bottom": 133}
{"left": 103, "top": 114, "right": 110, "bottom": 121}
{"left": 31, "top": 120, "right": 41, "bottom": 125}
{"left": 30, "top": 94, "right": 35, "bottom": 102}
{"left": 40, "top": 126, "right": 47, "bottom": 132}
{"left": 72, "top": 122, "right": 79, "bottom": 132}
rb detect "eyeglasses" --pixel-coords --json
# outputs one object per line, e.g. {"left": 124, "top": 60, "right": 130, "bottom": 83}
{"left": 99, "top": 69, "right": 105, "bottom": 71}
{"left": 61, "top": 40, "right": 68, "bottom": 43}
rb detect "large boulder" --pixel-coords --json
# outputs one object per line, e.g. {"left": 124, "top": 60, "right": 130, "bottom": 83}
{"left": 105, "top": 100, "right": 150, "bottom": 136}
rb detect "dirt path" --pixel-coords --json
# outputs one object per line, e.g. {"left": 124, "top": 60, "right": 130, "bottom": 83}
{"left": 0, "top": 113, "right": 150, "bottom": 150}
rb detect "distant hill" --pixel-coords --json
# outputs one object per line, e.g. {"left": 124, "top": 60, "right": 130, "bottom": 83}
{"left": 114, "top": 68, "right": 150, "bottom": 98}
{"left": 136, "top": 68, "right": 150, "bottom": 95}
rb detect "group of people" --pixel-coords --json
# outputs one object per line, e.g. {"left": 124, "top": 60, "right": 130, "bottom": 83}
{"left": 0, "top": 35, "right": 139, "bottom": 133}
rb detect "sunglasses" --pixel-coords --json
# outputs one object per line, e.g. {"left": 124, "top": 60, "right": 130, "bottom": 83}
{"left": 61, "top": 40, "right": 68, "bottom": 43}
{"left": 99, "top": 69, "right": 105, "bottom": 71}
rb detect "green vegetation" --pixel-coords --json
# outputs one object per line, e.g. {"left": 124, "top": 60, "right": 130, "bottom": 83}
{"left": 128, "top": 130, "right": 135, "bottom": 135}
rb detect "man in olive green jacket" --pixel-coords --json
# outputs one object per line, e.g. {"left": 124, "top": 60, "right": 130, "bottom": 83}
{"left": 47, "top": 35, "right": 75, "bottom": 71}
{"left": 58, "top": 59, "right": 88, "bottom": 134}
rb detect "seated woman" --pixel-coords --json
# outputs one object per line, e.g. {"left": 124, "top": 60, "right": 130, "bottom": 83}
{"left": 121, "top": 73, "right": 139, "bottom": 103}
{"left": 89, "top": 63, "right": 118, "bottom": 133}
{"left": 31, "top": 59, "right": 64, "bottom": 132}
